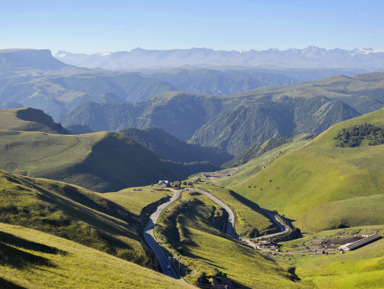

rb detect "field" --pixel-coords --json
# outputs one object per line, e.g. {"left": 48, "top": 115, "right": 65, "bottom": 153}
{"left": 102, "top": 186, "right": 172, "bottom": 223}
{"left": 273, "top": 226, "right": 384, "bottom": 288}
{"left": 0, "top": 222, "right": 194, "bottom": 289}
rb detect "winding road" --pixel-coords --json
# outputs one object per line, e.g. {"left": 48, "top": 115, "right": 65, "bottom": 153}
{"left": 143, "top": 190, "right": 182, "bottom": 279}
{"left": 194, "top": 188, "right": 237, "bottom": 239}
{"left": 143, "top": 187, "right": 238, "bottom": 280}
{"left": 240, "top": 209, "right": 291, "bottom": 248}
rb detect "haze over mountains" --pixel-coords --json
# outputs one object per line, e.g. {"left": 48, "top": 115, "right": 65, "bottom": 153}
{"left": 2, "top": 45, "right": 384, "bottom": 288}
{"left": 3, "top": 48, "right": 384, "bottom": 157}
{"left": 55, "top": 46, "right": 384, "bottom": 70}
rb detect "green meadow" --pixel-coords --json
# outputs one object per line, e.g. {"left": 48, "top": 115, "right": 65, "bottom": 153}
{"left": 103, "top": 186, "right": 172, "bottom": 223}
{"left": 275, "top": 226, "right": 384, "bottom": 289}
{"left": 0, "top": 169, "right": 148, "bottom": 265}
{"left": 226, "top": 108, "right": 384, "bottom": 232}
{"left": 0, "top": 222, "right": 195, "bottom": 289}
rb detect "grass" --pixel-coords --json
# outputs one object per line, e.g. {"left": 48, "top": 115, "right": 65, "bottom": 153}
{"left": 274, "top": 226, "right": 384, "bottom": 289}
{"left": 215, "top": 134, "right": 312, "bottom": 188}
{"left": 102, "top": 186, "right": 172, "bottom": 223}
{"left": 0, "top": 107, "right": 64, "bottom": 133}
{"left": 0, "top": 169, "right": 148, "bottom": 265}
{"left": 155, "top": 190, "right": 306, "bottom": 288}
{"left": 297, "top": 194, "right": 384, "bottom": 231}
{"left": 0, "top": 129, "right": 175, "bottom": 192}
{"left": 0, "top": 222, "right": 195, "bottom": 289}
{"left": 195, "top": 182, "right": 277, "bottom": 237}
{"left": 224, "top": 108, "right": 384, "bottom": 232}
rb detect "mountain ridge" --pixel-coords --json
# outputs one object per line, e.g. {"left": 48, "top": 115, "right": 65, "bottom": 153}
{"left": 61, "top": 73, "right": 384, "bottom": 154}
{"left": 55, "top": 46, "right": 384, "bottom": 70}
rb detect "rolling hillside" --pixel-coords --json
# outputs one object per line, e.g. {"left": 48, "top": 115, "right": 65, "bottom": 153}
{"left": 0, "top": 222, "right": 194, "bottom": 289}
{"left": 0, "top": 107, "right": 178, "bottom": 191}
{"left": 155, "top": 190, "right": 302, "bottom": 288}
{"left": 0, "top": 130, "right": 177, "bottom": 192}
{"left": 227, "top": 108, "right": 384, "bottom": 232}
{"left": 0, "top": 107, "right": 69, "bottom": 134}
{"left": 0, "top": 169, "right": 147, "bottom": 265}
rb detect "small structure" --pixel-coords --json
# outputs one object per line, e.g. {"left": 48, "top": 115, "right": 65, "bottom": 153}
{"left": 157, "top": 180, "right": 170, "bottom": 188}
{"left": 339, "top": 234, "right": 382, "bottom": 251}
{"left": 193, "top": 178, "right": 201, "bottom": 184}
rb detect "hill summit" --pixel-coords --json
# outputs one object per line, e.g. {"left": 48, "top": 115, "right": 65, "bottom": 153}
{"left": 0, "top": 107, "right": 69, "bottom": 134}
{"left": 0, "top": 49, "right": 67, "bottom": 71}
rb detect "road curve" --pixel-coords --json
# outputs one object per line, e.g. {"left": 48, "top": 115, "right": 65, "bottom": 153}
{"left": 143, "top": 190, "right": 182, "bottom": 279}
{"left": 194, "top": 188, "right": 237, "bottom": 239}
{"left": 240, "top": 209, "right": 291, "bottom": 247}
{"left": 144, "top": 187, "right": 238, "bottom": 280}
{"left": 256, "top": 209, "right": 290, "bottom": 239}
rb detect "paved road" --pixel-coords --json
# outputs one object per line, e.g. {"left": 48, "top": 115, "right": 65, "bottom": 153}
{"left": 255, "top": 209, "right": 290, "bottom": 239}
{"left": 195, "top": 188, "right": 237, "bottom": 239}
{"left": 240, "top": 209, "right": 290, "bottom": 248}
{"left": 143, "top": 190, "right": 182, "bottom": 279}
{"left": 144, "top": 187, "right": 238, "bottom": 280}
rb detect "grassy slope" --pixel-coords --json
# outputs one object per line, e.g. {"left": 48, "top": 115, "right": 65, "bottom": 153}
{"left": 216, "top": 134, "right": 312, "bottom": 188}
{"left": 276, "top": 226, "right": 384, "bottom": 289}
{"left": 0, "top": 222, "right": 195, "bottom": 289}
{"left": 102, "top": 186, "right": 172, "bottom": 223}
{"left": 0, "top": 169, "right": 148, "bottom": 265}
{"left": 0, "top": 107, "right": 68, "bottom": 133}
{"left": 196, "top": 183, "right": 276, "bottom": 237}
{"left": 155, "top": 190, "right": 304, "bottom": 288}
{"left": 228, "top": 108, "right": 384, "bottom": 232}
{"left": 0, "top": 130, "right": 175, "bottom": 192}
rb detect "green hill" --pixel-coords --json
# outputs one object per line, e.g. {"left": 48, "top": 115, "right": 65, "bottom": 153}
{"left": 0, "top": 107, "right": 69, "bottom": 134}
{"left": 223, "top": 133, "right": 315, "bottom": 168}
{"left": 0, "top": 222, "right": 194, "bottom": 289}
{"left": 0, "top": 130, "right": 178, "bottom": 192}
{"left": 0, "top": 169, "right": 148, "bottom": 265}
{"left": 228, "top": 108, "right": 384, "bottom": 232}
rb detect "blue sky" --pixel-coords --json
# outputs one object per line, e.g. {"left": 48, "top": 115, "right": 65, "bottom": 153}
{"left": 1, "top": 0, "right": 384, "bottom": 54}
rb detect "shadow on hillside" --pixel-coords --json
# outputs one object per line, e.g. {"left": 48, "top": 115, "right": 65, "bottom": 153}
{"left": 229, "top": 190, "right": 264, "bottom": 213}
{"left": 0, "top": 231, "right": 66, "bottom": 255}
{"left": 0, "top": 242, "right": 56, "bottom": 269}
{"left": 231, "top": 280, "right": 252, "bottom": 289}
{"left": 0, "top": 278, "right": 26, "bottom": 289}
{"left": 189, "top": 192, "right": 202, "bottom": 196}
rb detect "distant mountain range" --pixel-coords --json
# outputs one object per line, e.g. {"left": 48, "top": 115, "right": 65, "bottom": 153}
{"left": 0, "top": 48, "right": 373, "bottom": 119}
{"left": 55, "top": 46, "right": 384, "bottom": 70}
{"left": 60, "top": 73, "right": 384, "bottom": 155}
{"left": 3, "top": 48, "right": 384, "bottom": 156}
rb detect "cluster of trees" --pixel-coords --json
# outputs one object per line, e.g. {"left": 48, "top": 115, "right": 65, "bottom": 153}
{"left": 334, "top": 123, "right": 384, "bottom": 147}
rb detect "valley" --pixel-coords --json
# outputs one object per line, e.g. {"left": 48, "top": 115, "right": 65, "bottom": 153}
{"left": 1, "top": 48, "right": 384, "bottom": 289}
